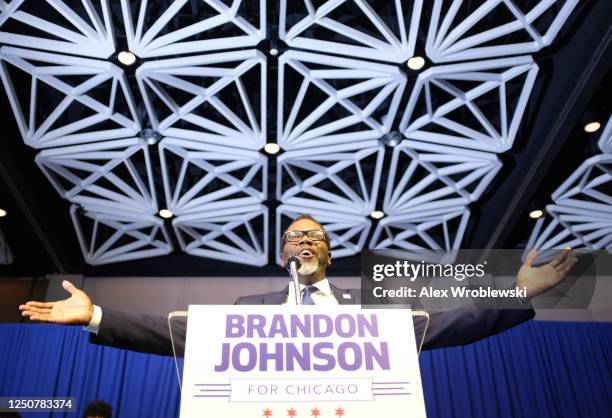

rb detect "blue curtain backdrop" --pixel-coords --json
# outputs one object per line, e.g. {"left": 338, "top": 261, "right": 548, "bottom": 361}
{"left": 0, "top": 321, "right": 610, "bottom": 418}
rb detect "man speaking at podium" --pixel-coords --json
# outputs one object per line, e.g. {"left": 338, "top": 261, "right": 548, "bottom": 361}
{"left": 19, "top": 214, "right": 578, "bottom": 355}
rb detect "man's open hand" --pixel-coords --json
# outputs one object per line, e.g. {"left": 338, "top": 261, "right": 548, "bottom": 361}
{"left": 19, "top": 280, "right": 94, "bottom": 325}
{"left": 517, "top": 248, "right": 578, "bottom": 299}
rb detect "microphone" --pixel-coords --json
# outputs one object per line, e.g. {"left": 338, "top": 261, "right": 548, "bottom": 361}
{"left": 285, "top": 256, "right": 301, "bottom": 270}
{"left": 286, "top": 256, "right": 302, "bottom": 305}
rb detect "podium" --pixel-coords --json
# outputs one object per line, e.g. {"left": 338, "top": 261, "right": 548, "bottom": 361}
{"left": 168, "top": 308, "right": 429, "bottom": 391}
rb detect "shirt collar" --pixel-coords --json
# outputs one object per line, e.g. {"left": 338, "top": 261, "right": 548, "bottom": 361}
{"left": 288, "top": 278, "right": 333, "bottom": 296}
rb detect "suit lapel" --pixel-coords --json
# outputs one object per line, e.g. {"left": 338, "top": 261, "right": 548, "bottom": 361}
{"left": 262, "top": 285, "right": 289, "bottom": 305}
{"left": 331, "top": 284, "right": 356, "bottom": 305}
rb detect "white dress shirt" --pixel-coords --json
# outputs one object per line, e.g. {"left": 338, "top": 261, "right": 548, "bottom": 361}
{"left": 84, "top": 304, "right": 102, "bottom": 334}
{"left": 283, "top": 278, "right": 339, "bottom": 305}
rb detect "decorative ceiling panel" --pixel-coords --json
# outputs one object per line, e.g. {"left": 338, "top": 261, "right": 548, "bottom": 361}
{"left": 36, "top": 137, "right": 157, "bottom": 214}
{"left": 159, "top": 137, "right": 267, "bottom": 216}
{"left": 174, "top": 203, "right": 268, "bottom": 266}
{"left": 0, "top": 46, "right": 140, "bottom": 148}
{"left": 399, "top": 56, "right": 539, "bottom": 152}
{"left": 426, "top": 0, "right": 579, "bottom": 63}
{"left": 0, "top": 0, "right": 115, "bottom": 58}
{"left": 277, "top": 140, "right": 384, "bottom": 215}
{"left": 368, "top": 206, "right": 470, "bottom": 263}
{"left": 383, "top": 140, "right": 501, "bottom": 216}
{"left": 120, "top": 0, "right": 266, "bottom": 58}
{"left": 0, "top": 0, "right": 579, "bottom": 266}
{"left": 526, "top": 117, "right": 612, "bottom": 256}
{"left": 137, "top": 50, "right": 266, "bottom": 150}
{"left": 277, "top": 50, "right": 405, "bottom": 150}
{"left": 279, "top": 0, "right": 423, "bottom": 63}
{"left": 70, "top": 204, "right": 173, "bottom": 265}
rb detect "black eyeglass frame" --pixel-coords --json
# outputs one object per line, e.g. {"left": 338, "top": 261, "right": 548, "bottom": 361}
{"left": 282, "top": 229, "right": 329, "bottom": 245}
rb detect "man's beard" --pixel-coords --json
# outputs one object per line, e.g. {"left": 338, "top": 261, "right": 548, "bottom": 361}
{"left": 298, "top": 257, "right": 319, "bottom": 276}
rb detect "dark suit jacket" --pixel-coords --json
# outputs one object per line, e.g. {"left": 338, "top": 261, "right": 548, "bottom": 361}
{"left": 90, "top": 283, "right": 535, "bottom": 356}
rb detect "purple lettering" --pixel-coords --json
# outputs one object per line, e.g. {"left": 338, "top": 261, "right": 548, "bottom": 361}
{"left": 269, "top": 315, "right": 289, "bottom": 337}
{"left": 232, "top": 343, "right": 257, "bottom": 371}
{"left": 357, "top": 314, "right": 379, "bottom": 337}
{"left": 312, "top": 342, "right": 335, "bottom": 371}
{"left": 247, "top": 315, "right": 266, "bottom": 338}
{"left": 313, "top": 315, "right": 333, "bottom": 337}
{"left": 290, "top": 315, "right": 311, "bottom": 337}
{"left": 213, "top": 342, "right": 230, "bottom": 371}
{"left": 364, "top": 342, "right": 390, "bottom": 370}
{"left": 285, "top": 343, "right": 311, "bottom": 371}
{"left": 335, "top": 314, "right": 356, "bottom": 337}
{"left": 258, "top": 343, "right": 284, "bottom": 371}
{"left": 226, "top": 315, "right": 244, "bottom": 337}
{"left": 337, "top": 342, "right": 362, "bottom": 371}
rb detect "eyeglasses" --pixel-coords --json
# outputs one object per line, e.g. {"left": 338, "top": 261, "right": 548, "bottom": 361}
{"left": 283, "top": 229, "right": 328, "bottom": 243}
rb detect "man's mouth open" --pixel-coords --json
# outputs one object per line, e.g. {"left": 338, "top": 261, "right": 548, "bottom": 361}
{"left": 298, "top": 248, "right": 316, "bottom": 260}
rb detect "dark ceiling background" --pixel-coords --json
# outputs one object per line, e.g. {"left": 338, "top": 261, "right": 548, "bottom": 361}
{"left": 0, "top": 0, "right": 610, "bottom": 277}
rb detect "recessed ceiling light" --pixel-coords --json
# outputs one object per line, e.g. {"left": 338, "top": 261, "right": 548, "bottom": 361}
{"left": 406, "top": 56, "right": 425, "bottom": 70}
{"left": 370, "top": 210, "right": 385, "bottom": 219}
{"left": 529, "top": 209, "right": 544, "bottom": 219}
{"left": 117, "top": 51, "right": 137, "bottom": 66}
{"left": 583, "top": 121, "right": 601, "bottom": 133}
{"left": 140, "top": 128, "right": 161, "bottom": 145}
{"left": 158, "top": 209, "right": 173, "bottom": 219}
{"left": 380, "top": 131, "right": 403, "bottom": 147}
{"left": 264, "top": 143, "right": 280, "bottom": 154}
{"left": 0, "top": 208, "right": 6, "bottom": 218}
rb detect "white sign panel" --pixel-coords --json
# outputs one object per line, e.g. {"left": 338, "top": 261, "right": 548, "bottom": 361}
{"left": 180, "top": 305, "right": 426, "bottom": 418}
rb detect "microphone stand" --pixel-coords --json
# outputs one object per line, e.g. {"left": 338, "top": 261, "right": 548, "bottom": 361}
{"left": 286, "top": 256, "right": 302, "bottom": 305}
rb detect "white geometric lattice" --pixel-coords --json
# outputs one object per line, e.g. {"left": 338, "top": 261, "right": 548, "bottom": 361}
{"left": 159, "top": 137, "right": 267, "bottom": 216}
{"left": 278, "top": 50, "right": 406, "bottom": 150}
{"left": 400, "top": 56, "right": 539, "bottom": 152}
{"left": 277, "top": 141, "right": 384, "bottom": 215}
{"left": 0, "top": 46, "right": 140, "bottom": 148}
{"left": 384, "top": 140, "right": 501, "bottom": 215}
{"left": 120, "top": 0, "right": 266, "bottom": 58}
{"left": 36, "top": 137, "right": 157, "bottom": 214}
{"left": 526, "top": 118, "right": 612, "bottom": 255}
{"left": 174, "top": 204, "right": 268, "bottom": 266}
{"left": 0, "top": 1, "right": 580, "bottom": 265}
{"left": 70, "top": 204, "right": 173, "bottom": 265}
{"left": 426, "top": 0, "right": 579, "bottom": 63}
{"left": 598, "top": 116, "right": 612, "bottom": 154}
{"left": 551, "top": 154, "right": 612, "bottom": 212}
{"left": 276, "top": 204, "right": 371, "bottom": 260}
{"left": 369, "top": 206, "right": 470, "bottom": 257}
{"left": 279, "top": 0, "right": 423, "bottom": 63}
{"left": 137, "top": 50, "right": 266, "bottom": 150}
{"left": 526, "top": 204, "right": 612, "bottom": 253}
{"left": 0, "top": 0, "right": 115, "bottom": 58}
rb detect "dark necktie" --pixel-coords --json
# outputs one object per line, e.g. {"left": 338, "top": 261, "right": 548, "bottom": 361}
{"left": 302, "top": 286, "right": 318, "bottom": 305}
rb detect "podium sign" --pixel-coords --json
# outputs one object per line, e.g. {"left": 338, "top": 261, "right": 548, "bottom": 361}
{"left": 179, "top": 305, "right": 427, "bottom": 418}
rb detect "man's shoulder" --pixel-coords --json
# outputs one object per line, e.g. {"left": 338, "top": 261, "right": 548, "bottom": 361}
{"left": 234, "top": 289, "right": 287, "bottom": 305}
{"left": 330, "top": 284, "right": 361, "bottom": 303}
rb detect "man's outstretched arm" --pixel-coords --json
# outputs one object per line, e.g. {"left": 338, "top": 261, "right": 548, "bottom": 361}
{"left": 89, "top": 308, "right": 184, "bottom": 356}
{"left": 420, "top": 248, "right": 578, "bottom": 350}
{"left": 19, "top": 281, "right": 183, "bottom": 356}
{"left": 19, "top": 280, "right": 93, "bottom": 325}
